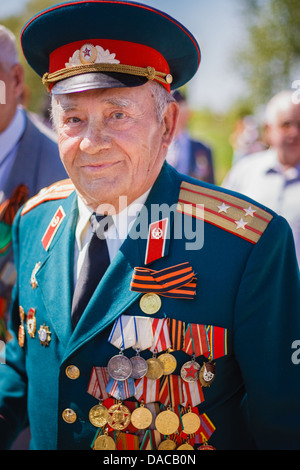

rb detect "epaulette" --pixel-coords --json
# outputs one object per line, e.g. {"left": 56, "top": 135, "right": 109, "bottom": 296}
{"left": 21, "top": 179, "right": 75, "bottom": 216}
{"left": 177, "top": 181, "right": 273, "bottom": 244}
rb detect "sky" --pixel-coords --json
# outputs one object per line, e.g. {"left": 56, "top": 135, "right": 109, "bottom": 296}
{"left": 0, "top": 0, "right": 249, "bottom": 112}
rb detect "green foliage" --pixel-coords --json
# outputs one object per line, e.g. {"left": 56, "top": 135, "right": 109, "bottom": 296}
{"left": 236, "top": 0, "right": 300, "bottom": 106}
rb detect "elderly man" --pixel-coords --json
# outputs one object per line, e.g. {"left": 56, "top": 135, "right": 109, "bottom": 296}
{"left": 223, "top": 90, "right": 300, "bottom": 264}
{"left": 0, "top": 1, "right": 299, "bottom": 451}
{"left": 0, "top": 25, "right": 67, "bottom": 342}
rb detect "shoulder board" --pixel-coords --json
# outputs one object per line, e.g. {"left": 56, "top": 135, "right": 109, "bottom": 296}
{"left": 177, "top": 181, "right": 273, "bottom": 244}
{"left": 21, "top": 179, "right": 75, "bottom": 216}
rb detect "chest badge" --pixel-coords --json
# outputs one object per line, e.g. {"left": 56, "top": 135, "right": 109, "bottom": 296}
{"left": 41, "top": 206, "right": 66, "bottom": 251}
{"left": 30, "top": 262, "right": 41, "bottom": 289}
{"left": 26, "top": 308, "right": 36, "bottom": 338}
{"left": 38, "top": 324, "right": 51, "bottom": 346}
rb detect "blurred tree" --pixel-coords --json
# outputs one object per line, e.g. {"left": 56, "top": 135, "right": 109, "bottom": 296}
{"left": 236, "top": 0, "right": 300, "bottom": 106}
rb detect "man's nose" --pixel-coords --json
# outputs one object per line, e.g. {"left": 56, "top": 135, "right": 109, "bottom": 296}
{"left": 80, "top": 121, "right": 112, "bottom": 153}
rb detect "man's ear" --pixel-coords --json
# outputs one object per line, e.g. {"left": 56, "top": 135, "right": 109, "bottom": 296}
{"left": 11, "top": 63, "right": 24, "bottom": 101}
{"left": 161, "top": 101, "right": 179, "bottom": 146}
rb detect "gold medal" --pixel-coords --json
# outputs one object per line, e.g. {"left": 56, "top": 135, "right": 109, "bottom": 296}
{"left": 155, "top": 409, "right": 179, "bottom": 435}
{"left": 18, "top": 306, "right": 25, "bottom": 348}
{"left": 177, "top": 442, "right": 194, "bottom": 450}
{"left": 182, "top": 408, "right": 201, "bottom": 435}
{"left": 158, "top": 352, "right": 177, "bottom": 375}
{"left": 89, "top": 402, "right": 109, "bottom": 428}
{"left": 26, "top": 308, "right": 36, "bottom": 338}
{"left": 199, "top": 361, "right": 216, "bottom": 387}
{"left": 158, "top": 439, "right": 177, "bottom": 450}
{"left": 145, "top": 356, "right": 164, "bottom": 380}
{"left": 139, "top": 293, "right": 161, "bottom": 315}
{"left": 131, "top": 403, "right": 153, "bottom": 430}
{"left": 107, "top": 402, "right": 131, "bottom": 431}
{"left": 93, "top": 432, "right": 116, "bottom": 450}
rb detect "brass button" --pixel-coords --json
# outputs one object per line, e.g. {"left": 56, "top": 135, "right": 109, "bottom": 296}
{"left": 65, "top": 365, "right": 80, "bottom": 380}
{"left": 62, "top": 408, "right": 77, "bottom": 424}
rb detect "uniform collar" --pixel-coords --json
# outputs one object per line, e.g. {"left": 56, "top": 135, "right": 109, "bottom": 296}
{"left": 75, "top": 188, "right": 151, "bottom": 250}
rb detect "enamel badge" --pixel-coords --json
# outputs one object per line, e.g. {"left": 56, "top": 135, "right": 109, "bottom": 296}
{"left": 26, "top": 308, "right": 36, "bottom": 338}
{"left": 41, "top": 206, "right": 66, "bottom": 251}
{"left": 38, "top": 324, "right": 51, "bottom": 346}
{"left": 144, "top": 218, "right": 168, "bottom": 265}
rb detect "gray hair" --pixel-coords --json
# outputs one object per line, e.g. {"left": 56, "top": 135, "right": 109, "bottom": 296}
{"left": 50, "top": 79, "right": 175, "bottom": 130}
{"left": 265, "top": 90, "right": 298, "bottom": 126}
{"left": 0, "top": 25, "right": 19, "bottom": 70}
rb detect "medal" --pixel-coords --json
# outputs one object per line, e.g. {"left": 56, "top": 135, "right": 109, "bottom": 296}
{"left": 107, "top": 351, "right": 133, "bottom": 381}
{"left": 155, "top": 408, "right": 179, "bottom": 435}
{"left": 145, "top": 354, "right": 164, "bottom": 380}
{"left": 18, "top": 306, "right": 25, "bottom": 348}
{"left": 30, "top": 262, "right": 41, "bottom": 289}
{"left": 107, "top": 401, "right": 131, "bottom": 431}
{"left": 93, "top": 430, "right": 116, "bottom": 450}
{"left": 130, "top": 351, "right": 148, "bottom": 379}
{"left": 181, "top": 407, "right": 201, "bottom": 435}
{"left": 198, "top": 440, "right": 216, "bottom": 450}
{"left": 158, "top": 352, "right": 177, "bottom": 375}
{"left": 130, "top": 402, "right": 153, "bottom": 430}
{"left": 89, "top": 402, "right": 109, "bottom": 428}
{"left": 158, "top": 439, "right": 177, "bottom": 450}
{"left": 26, "top": 308, "right": 36, "bottom": 338}
{"left": 38, "top": 324, "right": 51, "bottom": 346}
{"left": 180, "top": 357, "right": 200, "bottom": 382}
{"left": 177, "top": 441, "right": 194, "bottom": 450}
{"left": 139, "top": 293, "right": 161, "bottom": 315}
{"left": 199, "top": 361, "right": 216, "bottom": 387}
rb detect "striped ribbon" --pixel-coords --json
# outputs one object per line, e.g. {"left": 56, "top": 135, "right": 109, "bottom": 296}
{"left": 182, "top": 323, "right": 210, "bottom": 357}
{"left": 130, "top": 262, "right": 197, "bottom": 299}
{"left": 206, "top": 325, "right": 228, "bottom": 360}
{"left": 168, "top": 318, "right": 185, "bottom": 350}
{"left": 149, "top": 318, "right": 171, "bottom": 352}
{"left": 116, "top": 432, "right": 139, "bottom": 450}
{"left": 195, "top": 413, "right": 216, "bottom": 443}
{"left": 87, "top": 367, "right": 110, "bottom": 400}
{"left": 140, "top": 429, "right": 162, "bottom": 450}
{"left": 135, "top": 376, "right": 160, "bottom": 403}
{"left": 159, "top": 375, "right": 185, "bottom": 408}
{"left": 106, "top": 377, "right": 136, "bottom": 400}
{"left": 182, "top": 380, "right": 205, "bottom": 408}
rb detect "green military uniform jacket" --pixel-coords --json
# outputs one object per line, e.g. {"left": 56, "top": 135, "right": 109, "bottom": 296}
{"left": 0, "top": 163, "right": 299, "bottom": 450}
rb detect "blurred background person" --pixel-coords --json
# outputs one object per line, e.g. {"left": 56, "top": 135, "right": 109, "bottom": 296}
{"left": 0, "top": 23, "right": 67, "bottom": 450}
{"left": 167, "top": 90, "right": 215, "bottom": 183}
{"left": 0, "top": 24, "right": 68, "bottom": 336}
{"left": 229, "top": 114, "right": 266, "bottom": 164}
{"left": 223, "top": 90, "right": 300, "bottom": 265}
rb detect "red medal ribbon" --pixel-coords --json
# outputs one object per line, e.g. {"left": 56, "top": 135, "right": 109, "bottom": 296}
{"left": 130, "top": 262, "right": 197, "bottom": 299}
{"left": 182, "top": 323, "right": 210, "bottom": 357}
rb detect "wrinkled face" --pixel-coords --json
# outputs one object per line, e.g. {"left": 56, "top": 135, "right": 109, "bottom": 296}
{"left": 266, "top": 103, "right": 300, "bottom": 168}
{"left": 53, "top": 82, "right": 177, "bottom": 212}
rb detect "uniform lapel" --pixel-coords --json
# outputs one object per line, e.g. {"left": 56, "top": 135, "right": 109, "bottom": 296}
{"left": 63, "top": 163, "right": 182, "bottom": 360}
{"left": 35, "top": 192, "right": 78, "bottom": 347}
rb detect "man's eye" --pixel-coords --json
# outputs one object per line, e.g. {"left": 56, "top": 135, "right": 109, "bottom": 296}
{"left": 113, "top": 112, "right": 125, "bottom": 120}
{"left": 66, "top": 117, "right": 81, "bottom": 124}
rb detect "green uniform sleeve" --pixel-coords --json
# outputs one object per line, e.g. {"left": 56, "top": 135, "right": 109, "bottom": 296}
{"left": 234, "top": 214, "right": 300, "bottom": 449}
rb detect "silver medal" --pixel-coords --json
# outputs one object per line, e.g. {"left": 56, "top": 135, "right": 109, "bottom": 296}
{"left": 107, "top": 353, "right": 133, "bottom": 381}
{"left": 130, "top": 355, "right": 148, "bottom": 379}
{"left": 180, "top": 359, "right": 201, "bottom": 383}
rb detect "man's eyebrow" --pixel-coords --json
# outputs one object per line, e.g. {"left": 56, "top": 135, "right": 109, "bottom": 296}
{"left": 58, "top": 102, "right": 78, "bottom": 112}
{"left": 104, "top": 97, "right": 134, "bottom": 108}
